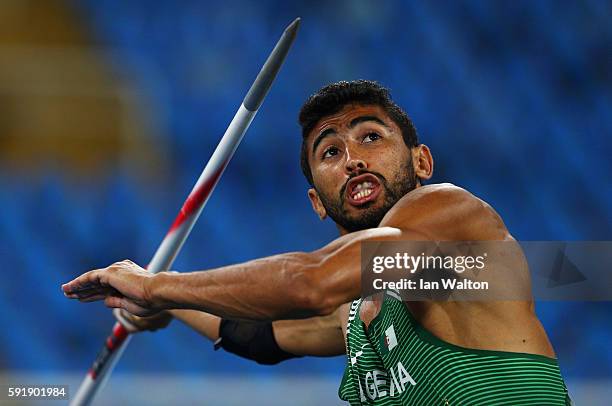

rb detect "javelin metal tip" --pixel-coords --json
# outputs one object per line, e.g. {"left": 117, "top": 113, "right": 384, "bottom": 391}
{"left": 287, "top": 17, "right": 301, "bottom": 30}
{"left": 242, "top": 17, "right": 300, "bottom": 111}
{"left": 284, "top": 17, "right": 300, "bottom": 38}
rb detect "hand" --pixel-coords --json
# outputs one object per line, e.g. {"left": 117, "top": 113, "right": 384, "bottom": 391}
{"left": 114, "top": 308, "right": 173, "bottom": 333}
{"left": 62, "top": 260, "right": 162, "bottom": 316}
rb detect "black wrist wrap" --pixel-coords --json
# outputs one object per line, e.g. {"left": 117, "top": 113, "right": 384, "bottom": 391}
{"left": 214, "top": 319, "right": 301, "bottom": 365}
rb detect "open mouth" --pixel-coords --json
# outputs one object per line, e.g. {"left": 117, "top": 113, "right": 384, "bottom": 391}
{"left": 346, "top": 173, "right": 382, "bottom": 207}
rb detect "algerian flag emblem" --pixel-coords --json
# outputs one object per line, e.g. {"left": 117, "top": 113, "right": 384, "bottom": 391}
{"left": 380, "top": 324, "right": 398, "bottom": 354}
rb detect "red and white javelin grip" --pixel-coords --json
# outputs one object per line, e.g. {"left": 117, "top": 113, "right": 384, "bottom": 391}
{"left": 70, "top": 18, "right": 300, "bottom": 406}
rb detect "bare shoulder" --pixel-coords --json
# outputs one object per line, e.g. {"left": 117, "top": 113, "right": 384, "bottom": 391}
{"left": 380, "top": 183, "right": 510, "bottom": 240}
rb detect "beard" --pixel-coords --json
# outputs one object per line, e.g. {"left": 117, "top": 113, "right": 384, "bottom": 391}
{"left": 315, "top": 159, "right": 419, "bottom": 233}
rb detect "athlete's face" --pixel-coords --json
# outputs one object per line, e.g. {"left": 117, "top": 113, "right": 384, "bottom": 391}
{"left": 306, "top": 104, "right": 429, "bottom": 234}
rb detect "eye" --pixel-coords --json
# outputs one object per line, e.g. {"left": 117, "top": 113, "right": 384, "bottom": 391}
{"left": 363, "top": 132, "right": 381, "bottom": 143}
{"left": 322, "top": 146, "right": 340, "bottom": 159}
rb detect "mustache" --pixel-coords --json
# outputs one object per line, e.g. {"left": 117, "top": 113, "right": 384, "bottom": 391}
{"left": 339, "top": 170, "right": 387, "bottom": 200}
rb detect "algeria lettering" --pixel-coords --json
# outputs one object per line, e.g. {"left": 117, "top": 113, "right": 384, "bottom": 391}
{"left": 355, "top": 361, "right": 417, "bottom": 401}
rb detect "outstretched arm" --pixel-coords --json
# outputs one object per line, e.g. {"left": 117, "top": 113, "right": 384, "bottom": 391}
{"left": 62, "top": 226, "right": 401, "bottom": 319}
{"left": 117, "top": 305, "right": 347, "bottom": 358}
{"left": 62, "top": 184, "right": 504, "bottom": 320}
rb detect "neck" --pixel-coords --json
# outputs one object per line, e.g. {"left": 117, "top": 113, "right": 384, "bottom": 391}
{"left": 336, "top": 225, "right": 350, "bottom": 236}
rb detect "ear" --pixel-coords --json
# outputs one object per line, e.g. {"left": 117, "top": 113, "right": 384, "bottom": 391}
{"left": 412, "top": 144, "right": 434, "bottom": 181}
{"left": 307, "top": 188, "right": 327, "bottom": 220}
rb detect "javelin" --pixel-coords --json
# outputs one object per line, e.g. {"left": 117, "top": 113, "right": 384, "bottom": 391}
{"left": 70, "top": 17, "right": 300, "bottom": 406}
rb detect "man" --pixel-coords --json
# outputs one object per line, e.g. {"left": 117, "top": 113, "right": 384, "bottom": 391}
{"left": 63, "top": 80, "right": 570, "bottom": 405}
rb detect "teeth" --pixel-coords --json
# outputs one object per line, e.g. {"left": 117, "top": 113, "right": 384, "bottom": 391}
{"left": 351, "top": 180, "right": 377, "bottom": 200}
{"left": 353, "top": 189, "right": 373, "bottom": 200}
{"left": 354, "top": 181, "right": 374, "bottom": 191}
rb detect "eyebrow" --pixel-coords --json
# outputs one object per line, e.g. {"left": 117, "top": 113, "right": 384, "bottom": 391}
{"left": 348, "top": 115, "right": 388, "bottom": 129}
{"left": 311, "top": 115, "right": 389, "bottom": 156}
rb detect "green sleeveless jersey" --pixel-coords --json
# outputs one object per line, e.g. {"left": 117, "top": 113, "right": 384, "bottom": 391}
{"left": 339, "top": 291, "right": 571, "bottom": 405}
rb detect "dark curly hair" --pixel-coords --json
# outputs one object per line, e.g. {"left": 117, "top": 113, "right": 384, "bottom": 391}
{"left": 298, "top": 80, "right": 419, "bottom": 186}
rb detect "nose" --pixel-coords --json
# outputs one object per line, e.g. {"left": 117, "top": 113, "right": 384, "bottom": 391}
{"left": 345, "top": 151, "right": 367, "bottom": 174}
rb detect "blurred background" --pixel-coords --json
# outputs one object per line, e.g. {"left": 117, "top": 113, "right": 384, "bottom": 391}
{"left": 0, "top": 0, "right": 610, "bottom": 404}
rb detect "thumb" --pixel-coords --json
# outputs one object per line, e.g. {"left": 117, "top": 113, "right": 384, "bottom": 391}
{"left": 104, "top": 295, "right": 148, "bottom": 316}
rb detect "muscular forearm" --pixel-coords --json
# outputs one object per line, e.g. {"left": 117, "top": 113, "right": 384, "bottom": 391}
{"left": 169, "top": 307, "right": 345, "bottom": 358}
{"left": 147, "top": 228, "right": 401, "bottom": 321}
{"left": 272, "top": 310, "right": 346, "bottom": 356}
{"left": 149, "top": 252, "right": 332, "bottom": 321}
{"left": 63, "top": 228, "right": 401, "bottom": 319}
{"left": 168, "top": 309, "right": 221, "bottom": 341}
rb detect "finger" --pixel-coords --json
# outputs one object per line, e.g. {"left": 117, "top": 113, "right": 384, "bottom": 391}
{"left": 111, "top": 298, "right": 155, "bottom": 317}
{"left": 66, "top": 282, "right": 99, "bottom": 292}
{"left": 62, "top": 273, "right": 99, "bottom": 294}
{"left": 125, "top": 305, "right": 157, "bottom": 317}
{"left": 104, "top": 295, "right": 148, "bottom": 315}
{"left": 65, "top": 290, "right": 105, "bottom": 300}
{"left": 64, "top": 285, "right": 116, "bottom": 300}
{"left": 122, "top": 300, "right": 153, "bottom": 317}
{"left": 104, "top": 295, "right": 124, "bottom": 309}
{"left": 64, "top": 285, "right": 103, "bottom": 297}
{"left": 62, "top": 269, "right": 108, "bottom": 294}
{"left": 78, "top": 293, "right": 109, "bottom": 303}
